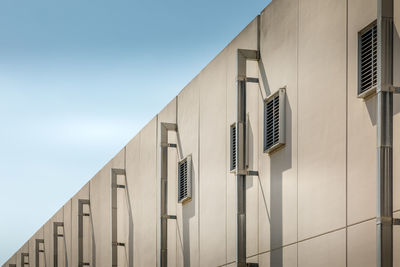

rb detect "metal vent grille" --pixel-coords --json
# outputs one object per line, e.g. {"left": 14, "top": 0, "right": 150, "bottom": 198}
{"left": 358, "top": 22, "right": 377, "bottom": 97}
{"left": 230, "top": 123, "right": 237, "bottom": 171}
{"left": 178, "top": 155, "right": 192, "bottom": 203}
{"left": 264, "top": 88, "right": 286, "bottom": 154}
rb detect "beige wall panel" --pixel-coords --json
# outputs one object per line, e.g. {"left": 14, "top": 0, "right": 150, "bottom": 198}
{"left": 225, "top": 18, "right": 258, "bottom": 262}
{"left": 177, "top": 77, "right": 199, "bottom": 267}
{"left": 259, "top": 0, "right": 299, "bottom": 255}
{"left": 258, "top": 243, "right": 297, "bottom": 267}
{"left": 126, "top": 118, "right": 158, "bottom": 267}
{"left": 394, "top": 211, "right": 400, "bottom": 266}
{"left": 138, "top": 118, "right": 158, "bottom": 267}
{"left": 71, "top": 183, "right": 90, "bottom": 267}
{"left": 126, "top": 134, "right": 141, "bottom": 267}
{"left": 89, "top": 149, "right": 125, "bottom": 267}
{"left": 199, "top": 49, "right": 228, "bottom": 266}
{"left": 43, "top": 220, "right": 51, "bottom": 266}
{"left": 63, "top": 200, "right": 72, "bottom": 267}
{"left": 157, "top": 98, "right": 178, "bottom": 267}
{"left": 298, "top": 0, "right": 347, "bottom": 239}
{"left": 347, "top": 0, "right": 377, "bottom": 225}
{"left": 298, "top": 229, "right": 346, "bottom": 267}
{"left": 347, "top": 219, "right": 376, "bottom": 267}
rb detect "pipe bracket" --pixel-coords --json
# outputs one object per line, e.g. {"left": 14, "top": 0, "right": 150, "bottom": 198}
{"left": 376, "top": 216, "right": 393, "bottom": 225}
{"left": 162, "top": 215, "right": 177, "bottom": 220}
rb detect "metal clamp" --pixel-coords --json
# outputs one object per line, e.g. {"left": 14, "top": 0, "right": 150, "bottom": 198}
{"left": 389, "top": 86, "right": 400, "bottom": 93}
{"left": 79, "top": 262, "right": 90, "bottom": 266}
{"left": 246, "top": 77, "right": 259, "bottom": 83}
{"left": 377, "top": 216, "right": 394, "bottom": 225}
{"left": 247, "top": 170, "right": 259, "bottom": 176}
{"left": 162, "top": 215, "right": 177, "bottom": 220}
{"left": 79, "top": 213, "right": 90, "bottom": 217}
{"left": 112, "top": 242, "right": 125, "bottom": 247}
{"left": 393, "top": 218, "right": 400, "bottom": 225}
{"left": 232, "top": 170, "right": 259, "bottom": 176}
{"left": 160, "top": 142, "right": 177, "bottom": 148}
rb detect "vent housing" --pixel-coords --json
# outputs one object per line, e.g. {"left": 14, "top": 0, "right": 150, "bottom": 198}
{"left": 264, "top": 88, "right": 286, "bottom": 154}
{"left": 178, "top": 155, "right": 192, "bottom": 203}
{"left": 230, "top": 123, "right": 237, "bottom": 172}
{"left": 358, "top": 21, "right": 377, "bottom": 98}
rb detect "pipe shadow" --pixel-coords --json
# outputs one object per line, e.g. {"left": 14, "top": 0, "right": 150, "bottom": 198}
{"left": 269, "top": 96, "right": 292, "bottom": 267}
{"left": 258, "top": 58, "right": 271, "bottom": 99}
{"left": 182, "top": 161, "right": 196, "bottom": 266}
{"left": 63, "top": 228, "right": 69, "bottom": 267}
{"left": 365, "top": 24, "right": 400, "bottom": 125}
{"left": 124, "top": 175, "right": 135, "bottom": 267}
{"left": 88, "top": 205, "right": 96, "bottom": 267}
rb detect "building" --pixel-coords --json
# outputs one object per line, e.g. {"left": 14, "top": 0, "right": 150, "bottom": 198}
{"left": 3, "top": 0, "right": 400, "bottom": 266}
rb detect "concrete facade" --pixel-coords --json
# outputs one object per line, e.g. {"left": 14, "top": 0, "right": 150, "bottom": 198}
{"left": 3, "top": 0, "right": 400, "bottom": 266}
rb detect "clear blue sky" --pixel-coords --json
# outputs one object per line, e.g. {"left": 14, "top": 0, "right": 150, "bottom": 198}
{"left": 0, "top": 0, "right": 270, "bottom": 263}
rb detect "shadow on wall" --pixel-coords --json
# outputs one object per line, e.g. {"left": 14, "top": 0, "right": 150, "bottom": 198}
{"left": 256, "top": 93, "right": 292, "bottom": 266}
{"left": 124, "top": 175, "right": 134, "bottom": 267}
{"left": 175, "top": 131, "right": 196, "bottom": 267}
{"left": 88, "top": 205, "right": 96, "bottom": 267}
{"left": 366, "top": 25, "right": 400, "bottom": 124}
{"left": 63, "top": 232, "right": 68, "bottom": 267}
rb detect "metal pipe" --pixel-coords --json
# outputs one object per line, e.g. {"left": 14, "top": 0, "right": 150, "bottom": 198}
{"left": 377, "top": 0, "right": 394, "bottom": 266}
{"left": 236, "top": 49, "right": 259, "bottom": 267}
{"left": 160, "top": 122, "right": 177, "bottom": 267}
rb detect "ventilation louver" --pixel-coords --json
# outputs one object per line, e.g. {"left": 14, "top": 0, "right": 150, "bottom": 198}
{"left": 230, "top": 123, "right": 237, "bottom": 172}
{"left": 264, "top": 88, "right": 286, "bottom": 154}
{"left": 358, "top": 21, "right": 377, "bottom": 98}
{"left": 178, "top": 155, "right": 192, "bottom": 203}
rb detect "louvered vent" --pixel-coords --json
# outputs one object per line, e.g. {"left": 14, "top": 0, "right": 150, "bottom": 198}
{"left": 264, "top": 88, "right": 286, "bottom": 154}
{"left": 178, "top": 155, "right": 192, "bottom": 203}
{"left": 358, "top": 22, "right": 377, "bottom": 97}
{"left": 230, "top": 123, "right": 237, "bottom": 172}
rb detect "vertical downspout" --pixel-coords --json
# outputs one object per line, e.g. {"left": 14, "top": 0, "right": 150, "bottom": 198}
{"left": 160, "top": 124, "right": 168, "bottom": 267}
{"left": 377, "top": 0, "right": 394, "bottom": 266}
{"left": 236, "top": 63, "right": 247, "bottom": 267}
{"left": 236, "top": 15, "right": 261, "bottom": 267}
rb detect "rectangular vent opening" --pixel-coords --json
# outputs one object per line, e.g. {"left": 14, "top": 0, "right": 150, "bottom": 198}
{"left": 178, "top": 155, "right": 192, "bottom": 203}
{"left": 230, "top": 123, "right": 237, "bottom": 172}
{"left": 358, "top": 21, "right": 377, "bottom": 97}
{"left": 264, "top": 88, "right": 285, "bottom": 154}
